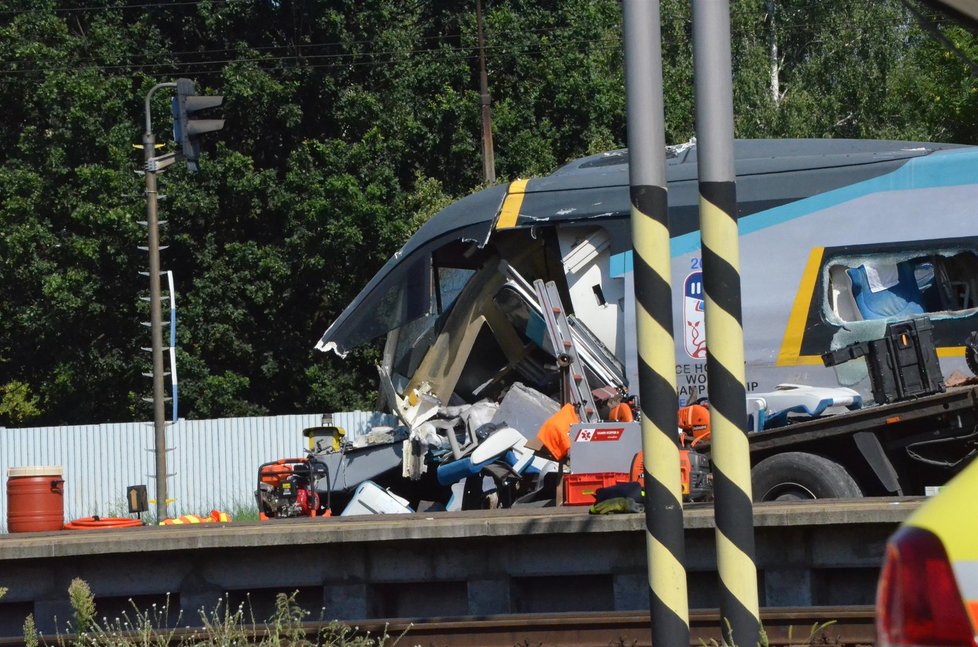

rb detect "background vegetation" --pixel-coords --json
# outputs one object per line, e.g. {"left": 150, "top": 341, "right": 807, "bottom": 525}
{"left": 1, "top": 0, "right": 976, "bottom": 425}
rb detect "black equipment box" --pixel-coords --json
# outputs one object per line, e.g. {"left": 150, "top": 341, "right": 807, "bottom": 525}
{"left": 822, "top": 318, "right": 945, "bottom": 405}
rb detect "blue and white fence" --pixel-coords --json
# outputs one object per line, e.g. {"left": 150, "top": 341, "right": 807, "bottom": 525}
{"left": 0, "top": 411, "right": 394, "bottom": 531}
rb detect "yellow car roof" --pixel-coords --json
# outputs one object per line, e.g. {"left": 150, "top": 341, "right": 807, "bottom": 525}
{"left": 903, "top": 457, "right": 978, "bottom": 631}
{"left": 906, "top": 459, "right": 978, "bottom": 562}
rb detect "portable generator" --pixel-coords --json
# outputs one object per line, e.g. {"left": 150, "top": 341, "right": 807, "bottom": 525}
{"left": 627, "top": 403, "right": 714, "bottom": 502}
{"left": 255, "top": 457, "right": 331, "bottom": 519}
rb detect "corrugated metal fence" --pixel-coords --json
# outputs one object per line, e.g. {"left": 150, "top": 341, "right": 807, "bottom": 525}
{"left": 0, "top": 411, "right": 395, "bottom": 532}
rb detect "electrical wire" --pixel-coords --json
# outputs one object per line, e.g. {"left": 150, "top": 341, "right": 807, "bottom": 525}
{"left": 0, "top": 7, "right": 952, "bottom": 81}
{"left": 7, "top": 3, "right": 933, "bottom": 80}
{"left": 0, "top": 34, "right": 623, "bottom": 79}
{"left": 0, "top": 0, "right": 237, "bottom": 17}
{"left": 0, "top": 5, "right": 954, "bottom": 84}
{"left": 0, "top": 52, "right": 624, "bottom": 87}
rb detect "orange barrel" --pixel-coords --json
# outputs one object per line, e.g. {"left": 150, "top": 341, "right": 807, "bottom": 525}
{"left": 6, "top": 466, "right": 65, "bottom": 532}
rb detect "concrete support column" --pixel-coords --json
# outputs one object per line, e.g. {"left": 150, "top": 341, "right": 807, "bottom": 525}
{"left": 612, "top": 573, "right": 649, "bottom": 611}
{"left": 324, "top": 582, "right": 368, "bottom": 620}
{"left": 32, "top": 599, "right": 73, "bottom": 634}
{"left": 763, "top": 568, "right": 812, "bottom": 606}
{"left": 467, "top": 577, "right": 511, "bottom": 615}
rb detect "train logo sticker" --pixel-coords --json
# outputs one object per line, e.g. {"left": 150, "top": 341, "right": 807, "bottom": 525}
{"left": 684, "top": 270, "right": 706, "bottom": 359}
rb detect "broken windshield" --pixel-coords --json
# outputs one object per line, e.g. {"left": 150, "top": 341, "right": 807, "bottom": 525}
{"left": 315, "top": 185, "right": 508, "bottom": 356}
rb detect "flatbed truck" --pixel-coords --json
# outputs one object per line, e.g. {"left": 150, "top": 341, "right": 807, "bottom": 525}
{"left": 743, "top": 384, "right": 978, "bottom": 500}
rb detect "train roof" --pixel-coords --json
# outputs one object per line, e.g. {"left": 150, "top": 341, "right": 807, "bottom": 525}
{"left": 406, "top": 138, "right": 962, "bottom": 253}
{"left": 317, "top": 138, "right": 970, "bottom": 355}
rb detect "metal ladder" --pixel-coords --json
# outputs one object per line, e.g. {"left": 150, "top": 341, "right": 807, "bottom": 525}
{"left": 533, "top": 279, "right": 599, "bottom": 423}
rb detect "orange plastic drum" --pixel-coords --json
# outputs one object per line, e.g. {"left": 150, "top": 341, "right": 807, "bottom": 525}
{"left": 6, "top": 466, "right": 65, "bottom": 532}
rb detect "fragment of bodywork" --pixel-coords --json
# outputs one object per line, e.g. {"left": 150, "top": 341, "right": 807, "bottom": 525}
{"left": 314, "top": 426, "right": 407, "bottom": 495}
{"left": 489, "top": 381, "right": 560, "bottom": 441}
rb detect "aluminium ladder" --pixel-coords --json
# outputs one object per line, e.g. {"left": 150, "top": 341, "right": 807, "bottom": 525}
{"left": 532, "top": 279, "right": 600, "bottom": 423}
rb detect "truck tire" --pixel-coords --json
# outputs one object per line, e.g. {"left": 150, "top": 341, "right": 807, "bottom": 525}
{"left": 966, "top": 331, "right": 978, "bottom": 376}
{"left": 751, "top": 452, "right": 862, "bottom": 501}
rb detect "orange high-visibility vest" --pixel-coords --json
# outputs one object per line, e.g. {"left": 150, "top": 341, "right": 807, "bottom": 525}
{"left": 536, "top": 403, "right": 580, "bottom": 462}
{"left": 608, "top": 402, "right": 634, "bottom": 422}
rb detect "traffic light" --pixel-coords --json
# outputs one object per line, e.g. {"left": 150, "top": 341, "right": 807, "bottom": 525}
{"left": 171, "top": 78, "right": 224, "bottom": 172}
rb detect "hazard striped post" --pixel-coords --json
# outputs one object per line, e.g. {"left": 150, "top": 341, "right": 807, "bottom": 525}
{"left": 692, "top": 2, "right": 761, "bottom": 646}
{"left": 623, "top": 2, "right": 688, "bottom": 646}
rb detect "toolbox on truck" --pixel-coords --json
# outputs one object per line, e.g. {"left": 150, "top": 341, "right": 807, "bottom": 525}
{"left": 822, "top": 317, "right": 945, "bottom": 405}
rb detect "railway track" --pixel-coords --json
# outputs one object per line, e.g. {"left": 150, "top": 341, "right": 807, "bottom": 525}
{"left": 362, "top": 607, "right": 877, "bottom": 646}
{"left": 0, "top": 606, "right": 875, "bottom": 646}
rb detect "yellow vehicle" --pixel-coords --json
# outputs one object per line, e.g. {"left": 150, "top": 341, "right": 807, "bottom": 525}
{"left": 876, "top": 458, "right": 978, "bottom": 646}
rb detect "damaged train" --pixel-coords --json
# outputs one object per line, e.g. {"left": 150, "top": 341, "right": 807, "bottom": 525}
{"left": 255, "top": 138, "right": 978, "bottom": 517}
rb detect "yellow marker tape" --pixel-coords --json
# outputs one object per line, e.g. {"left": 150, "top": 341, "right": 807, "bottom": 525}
{"left": 495, "top": 179, "right": 528, "bottom": 229}
{"left": 777, "top": 247, "right": 824, "bottom": 366}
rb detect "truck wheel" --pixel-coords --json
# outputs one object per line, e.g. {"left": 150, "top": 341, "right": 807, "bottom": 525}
{"left": 966, "top": 331, "right": 978, "bottom": 376}
{"left": 751, "top": 452, "right": 862, "bottom": 501}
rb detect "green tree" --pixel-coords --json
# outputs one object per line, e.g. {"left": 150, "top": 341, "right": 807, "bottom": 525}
{"left": 0, "top": 0, "right": 975, "bottom": 425}
{"left": 0, "top": 381, "right": 41, "bottom": 425}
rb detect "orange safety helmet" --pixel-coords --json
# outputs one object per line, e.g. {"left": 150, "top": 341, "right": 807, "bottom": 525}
{"left": 678, "top": 403, "right": 711, "bottom": 446}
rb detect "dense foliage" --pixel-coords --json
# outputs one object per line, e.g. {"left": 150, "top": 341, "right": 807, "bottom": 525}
{"left": 0, "top": 0, "right": 976, "bottom": 425}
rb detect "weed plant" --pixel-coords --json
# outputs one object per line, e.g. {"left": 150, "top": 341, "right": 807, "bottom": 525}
{"left": 697, "top": 617, "right": 837, "bottom": 647}
{"left": 11, "top": 579, "right": 404, "bottom": 647}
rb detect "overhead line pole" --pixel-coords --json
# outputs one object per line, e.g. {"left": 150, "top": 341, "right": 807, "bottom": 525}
{"left": 623, "top": 2, "right": 688, "bottom": 646}
{"left": 476, "top": 0, "right": 496, "bottom": 183}
{"left": 691, "top": 3, "right": 761, "bottom": 646}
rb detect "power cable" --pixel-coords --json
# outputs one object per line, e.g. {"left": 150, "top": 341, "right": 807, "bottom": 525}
{"left": 0, "top": 36, "right": 624, "bottom": 79}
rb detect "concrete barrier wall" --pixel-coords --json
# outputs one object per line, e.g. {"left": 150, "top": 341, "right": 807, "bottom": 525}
{"left": 0, "top": 411, "right": 394, "bottom": 530}
{"left": 0, "top": 500, "right": 912, "bottom": 636}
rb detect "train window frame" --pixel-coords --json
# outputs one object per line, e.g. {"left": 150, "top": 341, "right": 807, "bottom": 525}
{"left": 824, "top": 249, "right": 978, "bottom": 324}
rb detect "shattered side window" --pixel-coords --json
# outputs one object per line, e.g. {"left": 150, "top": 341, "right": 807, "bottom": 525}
{"left": 319, "top": 224, "right": 496, "bottom": 356}
{"left": 387, "top": 313, "right": 440, "bottom": 383}
{"left": 365, "top": 254, "right": 432, "bottom": 333}
{"left": 436, "top": 267, "right": 476, "bottom": 313}
{"left": 826, "top": 250, "right": 978, "bottom": 323}
{"left": 387, "top": 259, "right": 483, "bottom": 384}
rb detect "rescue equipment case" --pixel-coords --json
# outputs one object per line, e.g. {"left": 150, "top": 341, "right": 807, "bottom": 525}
{"left": 822, "top": 317, "right": 945, "bottom": 405}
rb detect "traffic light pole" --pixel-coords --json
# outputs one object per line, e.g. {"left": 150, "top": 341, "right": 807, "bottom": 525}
{"left": 138, "top": 79, "right": 221, "bottom": 522}
{"left": 143, "top": 82, "right": 175, "bottom": 523}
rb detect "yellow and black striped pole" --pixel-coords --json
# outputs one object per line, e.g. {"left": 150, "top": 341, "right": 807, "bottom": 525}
{"left": 692, "top": 2, "right": 760, "bottom": 646}
{"left": 623, "top": 2, "right": 688, "bottom": 646}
